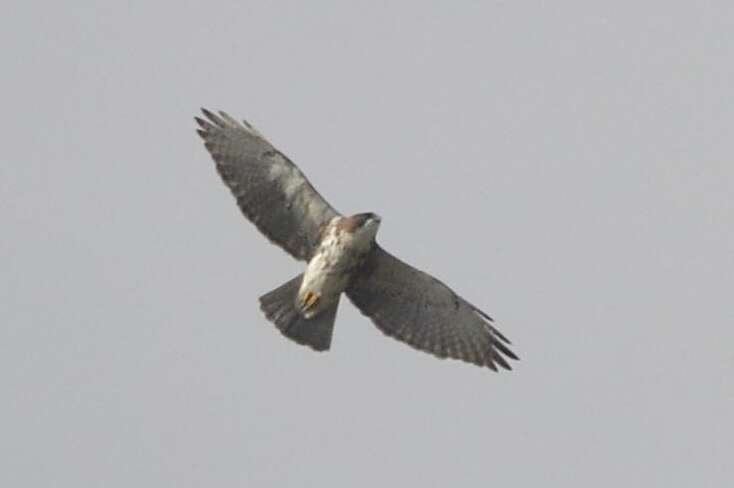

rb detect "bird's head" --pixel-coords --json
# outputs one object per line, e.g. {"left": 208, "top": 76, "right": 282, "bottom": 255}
{"left": 341, "top": 212, "right": 381, "bottom": 241}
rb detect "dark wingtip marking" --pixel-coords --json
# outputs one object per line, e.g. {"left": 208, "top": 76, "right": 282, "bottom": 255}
{"left": 474, "top": 308, "right": 513, "bottom": 346}
{"left": 495, "top": 340, "right": 519, "bottom": 361}
{"left": 196, "top": 129, "right": 207, "bottom": 139}
{"left": 476, "top": 308, "right": 494, "bottom": 323}
{"left": 201, "top": 108, "right": 224, "bottom": 127}
{"left": 194, "top": 116, "right": 211, "bottom": 130}
{"left": 493, "top": 349, "right": 512, "bottom": 370}
{"left": 491, "top": 327, "right": 512, "bottom": 345}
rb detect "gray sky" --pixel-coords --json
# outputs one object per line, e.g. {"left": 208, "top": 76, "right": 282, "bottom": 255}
{"left": 3, "top": 2, "right": 733, "bottom": 486}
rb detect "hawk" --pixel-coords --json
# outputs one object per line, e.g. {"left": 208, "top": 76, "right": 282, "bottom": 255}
{"left": 195, "top": 109, "right": 518, "bottom": 371}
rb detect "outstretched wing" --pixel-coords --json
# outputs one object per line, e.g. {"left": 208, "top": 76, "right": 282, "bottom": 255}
{"left": 346, "top": 246, "right": 518, "bottom": 371}
{"left": 195, "top": 109, "right": 339, "bottom": 261}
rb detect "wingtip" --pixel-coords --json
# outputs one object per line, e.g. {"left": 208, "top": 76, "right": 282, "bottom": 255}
{"left": 492, "top": 327, "right": 512, "bottom": 345}
{"left": 506, "top": 349, "right": 520, "bottom": 361}
{"left": 494, "top": 339, "right": 519, "bottom": 361}
{"left": 493, "top": 351, "right": 512, "bottom": 370}
{"left": 200, "top": 107, "right": 225, "bottom": 127}
{"left": 475, "top": 308, "right": 494, "bottom": 323}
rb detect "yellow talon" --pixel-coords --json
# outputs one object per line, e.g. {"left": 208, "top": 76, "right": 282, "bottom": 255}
{"left": 302, "top": 290, "right": 321, "bottom": 311}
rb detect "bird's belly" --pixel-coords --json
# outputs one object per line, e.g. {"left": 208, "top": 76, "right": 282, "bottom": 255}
{"left": 297, "top": 236, "right": 359, "bottom": 317}
{"left": 302, "top": 267, "right": 349, "bottom": 300}
{"left": 300, "top": 253, "right": 352, "bottom": 300}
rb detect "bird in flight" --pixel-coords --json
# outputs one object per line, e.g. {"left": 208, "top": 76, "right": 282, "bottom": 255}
{"left": 195, "top": 109, "right": 518, "bottom": 371}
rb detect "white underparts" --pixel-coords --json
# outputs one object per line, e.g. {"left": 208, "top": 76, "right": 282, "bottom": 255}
{"left": 297, "top": 216, "right": 378, "bottom": 318}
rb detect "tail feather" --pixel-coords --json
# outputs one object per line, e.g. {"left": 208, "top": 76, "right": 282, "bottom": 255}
{"left": 259, "top": 274, "right": 339, "bottom": 351}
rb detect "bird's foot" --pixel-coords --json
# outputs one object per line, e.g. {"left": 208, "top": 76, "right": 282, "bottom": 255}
{"left": 301, "top": 290, "right": 321, "bottom": 313}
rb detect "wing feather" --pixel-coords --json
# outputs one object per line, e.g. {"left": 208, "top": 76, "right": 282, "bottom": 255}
{"left": 196, "top": 109, "right": 339, "bottom": 261}
{"left": 347, "top": 246, "right": 518, "bottom": 371}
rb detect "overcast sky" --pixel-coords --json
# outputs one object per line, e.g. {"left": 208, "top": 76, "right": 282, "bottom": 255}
{"left": 3, "top": 2, "right": 733, "bottom": 486}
